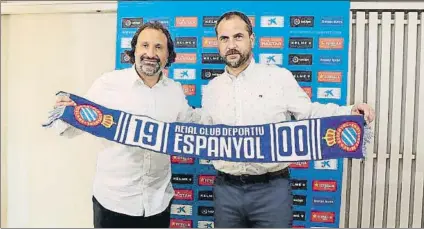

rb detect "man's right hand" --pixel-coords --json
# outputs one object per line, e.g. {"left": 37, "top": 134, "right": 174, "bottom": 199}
{"left": 54, "top": 96, "right": 76, "bottom": 108}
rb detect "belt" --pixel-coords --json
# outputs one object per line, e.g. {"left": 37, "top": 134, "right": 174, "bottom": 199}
{"left": 217, "top": 167, "right": 290, "bottom": 185}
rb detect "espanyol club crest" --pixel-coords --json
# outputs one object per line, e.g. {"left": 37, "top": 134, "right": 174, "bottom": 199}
{"left": 74, "top": 104, "right": 114, "bottom": 128}
{"left": 323, "top": 121, "right": 361, "bottom": 152}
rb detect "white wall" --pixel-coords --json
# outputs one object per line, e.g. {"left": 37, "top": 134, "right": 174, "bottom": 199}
{"left": 1, "top": 12, "right": 117, "bottom": 227}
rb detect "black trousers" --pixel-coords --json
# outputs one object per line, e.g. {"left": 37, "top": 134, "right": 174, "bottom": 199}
{"left": 92, "top": 196, "right": 171, "bottom": 228}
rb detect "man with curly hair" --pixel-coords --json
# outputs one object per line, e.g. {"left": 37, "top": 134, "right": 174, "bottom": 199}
{"left": 53, "top": 21, "right": 191, "bottom": 228}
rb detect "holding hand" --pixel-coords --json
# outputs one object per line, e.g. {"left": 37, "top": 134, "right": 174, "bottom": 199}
{"left": 351, "top": 103, "right": 375, "bottom": 124}
{"left": 54, "top": 95, "right": 76, "bottom": 108}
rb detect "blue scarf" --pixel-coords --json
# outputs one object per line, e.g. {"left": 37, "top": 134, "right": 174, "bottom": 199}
{"left": 43, "top": 92, "right": 369, "bottom": 162}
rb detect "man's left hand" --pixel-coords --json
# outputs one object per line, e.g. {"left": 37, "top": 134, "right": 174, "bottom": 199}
{"left": 351, "top": 103, "right": 375, "bottom": 124}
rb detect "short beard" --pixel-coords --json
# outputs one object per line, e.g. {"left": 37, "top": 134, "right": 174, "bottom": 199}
{"left": 138, "top": 63, "right": 161, "bottom": 77}
{"left": 223, "top": 50, "right": 251, "bottom": 68}
{"left": 136, "top": 56, "right": 162, "bottom": 77}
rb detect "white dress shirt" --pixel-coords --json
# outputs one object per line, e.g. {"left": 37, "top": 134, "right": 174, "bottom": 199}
{"left": 201, "top": 59, "right": 353, "bottom": 176}
{"left": 54, "top": 66, "right": 193, "bottom": 217}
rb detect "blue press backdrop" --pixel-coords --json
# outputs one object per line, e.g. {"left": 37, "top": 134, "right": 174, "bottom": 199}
{"left": 115, "top": 1, "right": 350, "bottom": 227}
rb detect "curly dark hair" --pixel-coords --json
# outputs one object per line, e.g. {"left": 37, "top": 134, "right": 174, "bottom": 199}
{"left": 125, "top": 21, "right": 176, "bottom": 68}
{"left": 215, "top": 11, "right": 253, "bottom": 36}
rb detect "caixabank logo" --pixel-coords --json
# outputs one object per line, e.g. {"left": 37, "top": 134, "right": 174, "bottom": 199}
{"left": 312, "top": 180, "right": 337, "bottom": 192}
{"left": 171, "top": 204, "right": 193, "bottom": 216}
{"left": 198, "top": 221, "right": 214, "bottom": 228}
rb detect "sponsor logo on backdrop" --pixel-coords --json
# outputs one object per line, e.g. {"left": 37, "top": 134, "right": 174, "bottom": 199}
{"left": 292, "top": 70, "right": 312, "bottom": 82}
{"left": 291, "top": 179, "right": 307, "bottom": 190}
{"left": 319, "top": 38, "right": 344, "bottom": 49}
{"left": 175, "top": 53, "right": 197, "bottom": 64}
{"left": 175, "top": 37, "right": 197, "bottom": 48}
{"left": 302, "top": 87, "right": 312, "bottom": 98}
{"left": 146, "top": 18, "right": 169, "bottom": 27}
{"left": 289, "top": 161, "right": 309, "bottom": 168}
{"left": 198, "top": 206, "right": 214, "bottom": 216}
{"left": 260, "top": 16, "right": 284, "bottom": 27}
{"left": 198, "top": 221, "right": 214, "bottom": 228}
{"left": 289, "top": 37, "right": 313, "bottom": 48}
{"left": 290, "top": 16, "right": 314, "bottom": 27}
{"left": 311, "top": 211, "right": 336, "bottom": 223}
{"left": 120, "top": 53, "right": 131, "bottom": 64}
{"left": 318, "top": 71, "right": 342, "bottom": 83}
{"left": 170, "top": 219, "right": 192, "bottom": 228}
{"left": 122, "top": 18, "right": 143, "bottom": 28}
{"left": 174, "top": 189, "right": 194, "bottom": 201}
{"left": 312, "top": 196, "right": 335, "bottom": 206}
{"left": 201, "top": 69, "right": 224, "bottom": 80}
{"left": 260, "top": 37, "right": 284, "bottom": 48}
{"left": 312, "top": 180, "right": 337, "bottom": 192}
{"left": 319, "top": 56, "right": 342, "bottom": 65}
{"left": 202, "top": 53, "right": 224, "bottom": 64}
{"left": 171, "top": 156, "right": 195, "bottom": 164}
{"left": 173, "top": 69, "right": 196, "bottom": 80}
{"left": 198, "top": 190, "right": 214, "bottom": 201}
{"left": 182, "top": 85, "right": 196, "bottom": 96}
{"left": 293, "top": 211, "right": 306, "bottom": 221}
{"left": 314, "top": 159, "right": 338, "bottom": 170}
{"left": 202, "top": 37, "right": 218, "bottom": 48}
{"left": 293, "top": 195, "right": 307, "bottom": 206}
{"left": 198, "top": 175, "right": 215, "bottom": 186}
{"left": 172, "top": 174, "right": 193, "bottom": 184}
{"left": 199, "top": 159, "right": 213, "bottom": 165}
{"left": 289, "top": 54, "right": 313, "bottom": 65}
{"left": 317, "top": 87, "right": 341, "bottom": 99}
{"left": 321, "top": 16, "right": 344, "bottom": 26}
{"left": 203, "top": 16, "right": 219, "bottom": 27}
{"left": 171, "top": 204, "right": 193, "bottom": 216}
{"left": 175, "top": 17, "right": 198, "bottom": 27}
{"left": 259, "top": 54, "right": 283, "bottom": 65}
{"left": 121, "top": 37, "right": 132, "bottom": 49}
{"left": 249, "top": 16, "right": 256, "bottom": 27}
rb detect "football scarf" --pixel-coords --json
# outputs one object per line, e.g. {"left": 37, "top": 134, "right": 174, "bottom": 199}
{"left": 43, "top": 92, "right": 371, "bottom": 163}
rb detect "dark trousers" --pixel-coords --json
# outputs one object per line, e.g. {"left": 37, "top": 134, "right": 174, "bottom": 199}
{"left": 213, "top": 172, "right": 293, "bottom": 228}
{"left": 92, "top": 196, "right": 171, "bottom": 228}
